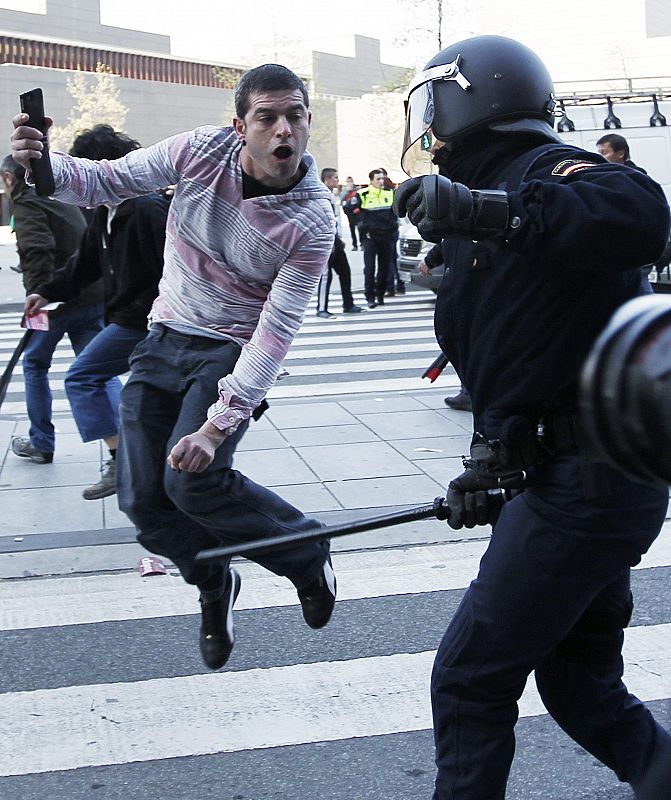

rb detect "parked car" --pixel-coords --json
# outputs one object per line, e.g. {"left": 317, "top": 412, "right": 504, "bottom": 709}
{"left": 396, "top": 218, "right": 442, "bottom": 290}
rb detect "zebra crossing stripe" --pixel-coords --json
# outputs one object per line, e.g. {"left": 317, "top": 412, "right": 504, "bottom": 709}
{"left": 0, "top": 623, "right": 668, "bottom": 776}
{"left": 1, "top": 527, "right": 669, "bottom": 631}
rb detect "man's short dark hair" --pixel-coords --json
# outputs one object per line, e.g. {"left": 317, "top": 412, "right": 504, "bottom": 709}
{"left": 235, "top": 64, "right": 309, "bottom": 120}
{"left": 596, "top": 133, "right": 630, "bottom": 160}
{"left": 369, "top": 169, "right": 384, "bottom": 182}
{"left": 1, "top": 154, "right": 25, "bottom": 181}
{"left": 69, "top": 124, "right": 142, "bottom": 160}
{"left": 321, "top": 167, "right": 338, "bottom": 182}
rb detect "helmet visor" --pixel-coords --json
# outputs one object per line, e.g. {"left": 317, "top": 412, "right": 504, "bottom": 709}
{"left": 400, "top": 58, "right": 471, "bottom": 177}
{"left": 401, "top": 81, "right": 437, "bottom": 177}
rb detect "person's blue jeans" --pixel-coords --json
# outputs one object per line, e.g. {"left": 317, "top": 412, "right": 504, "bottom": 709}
{"left": 116, "top": 324, "right": 329, "bottom": 591}
{"left": 22, "top": 302, "right": 106, "bottom": 452}
{"left": 431, "top": 455, "right": 671, "bottom": 799}
{"left": 65, "top": 323, "right": 144, "bottom": 442}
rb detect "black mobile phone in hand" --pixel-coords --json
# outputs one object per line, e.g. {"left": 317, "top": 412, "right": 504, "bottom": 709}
{"left": 19, "top": 88, "right": 55, "bottom": 197}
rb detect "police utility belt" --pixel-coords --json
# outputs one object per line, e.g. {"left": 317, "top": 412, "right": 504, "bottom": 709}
{"left": 465, "top": 411, "right": 612, "bottom": 498}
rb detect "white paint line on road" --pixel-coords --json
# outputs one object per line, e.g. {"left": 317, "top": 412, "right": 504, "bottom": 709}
{"left": 0, "top": 539, "right": 490, "bottom": 630}
{"left": 287, "top": 329, "right": 438, "bottom": 348}
{"left": 283, "top": 342, "right": 440, "bottom": 360}
{"left": 270, "top": 376, "right": 460, "bottom": 397}
{"left": 0, "top": 623, "right": 668, "bottom": 776}
{"left": 1, "top": 527, "right": 669, "bottom": 632}
{"left": 281, "top": 358, "right": 442, "bottom": 377}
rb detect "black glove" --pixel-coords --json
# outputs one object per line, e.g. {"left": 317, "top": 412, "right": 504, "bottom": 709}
{"left": 445, "top": 469, "right": 524, "bottom": 531}
{"left": 394, "top": 175, "right": 514, "bottom": 244}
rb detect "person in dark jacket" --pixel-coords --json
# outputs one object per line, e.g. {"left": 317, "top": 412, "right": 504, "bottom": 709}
{"left": 396, "top": 35, "right": 671, "bottom": 800}
{"left": 1, "top": 155, "right": 108, "bottom": 464}
{"left": 339, "top": 176, "right": 360, "bottom": 250}
{"left": 24, "top": 126, "right": 169, "bottom": 498}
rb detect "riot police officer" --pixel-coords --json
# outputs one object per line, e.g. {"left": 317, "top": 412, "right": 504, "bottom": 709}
{"left": 395, "top": 35, "right": 671, "bottom": 800}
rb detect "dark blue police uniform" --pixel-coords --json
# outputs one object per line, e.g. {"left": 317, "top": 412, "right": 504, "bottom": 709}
{"left": 431, "top": 142, "right": 671, "bottom": 799}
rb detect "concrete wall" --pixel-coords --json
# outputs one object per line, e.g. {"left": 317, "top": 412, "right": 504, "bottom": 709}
{"left": 646, "top": 0, "right": 671, "bottom": 37}
{"left": 313, "top": 35, "right": 408, "bottom": 98}
{"left": 0, "top": 0, "right": 171, "bottom": 52}
{"left": 2, "top": 63, "right": 235, "bottom": 148}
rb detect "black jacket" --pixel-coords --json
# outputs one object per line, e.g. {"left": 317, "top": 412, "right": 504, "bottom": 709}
{"left": 434, "top": 141, "right": 671, "bottom": 439}
{"left": 36, "top": 192, "right": 170, "bottom": 331}
{"left": 11, "top": 180, "right": 102, "bottom": 311}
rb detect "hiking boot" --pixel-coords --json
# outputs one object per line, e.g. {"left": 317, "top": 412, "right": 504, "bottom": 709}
{"left": 297, "top": 557, "right": 337, "bottom": 629}
{"left": 444, "top": 390, "right": 472, "bottom": 412}
{"left": 10, "top": 436, "right": 53, "bottom": 464}
{"left": 82, "top": 459, "right": 117, "bottom": 500}
{"left": 199, "top": 568, "right": 241, "bottom": 670}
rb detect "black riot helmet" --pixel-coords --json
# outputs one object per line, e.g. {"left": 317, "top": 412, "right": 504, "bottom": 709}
{"left": 401, "top": 35, "right": 561, "bottom": 176}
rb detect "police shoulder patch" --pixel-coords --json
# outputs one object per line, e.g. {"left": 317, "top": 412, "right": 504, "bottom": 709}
{"left": 551, "top": 159, "right": 598, "bottom": 177}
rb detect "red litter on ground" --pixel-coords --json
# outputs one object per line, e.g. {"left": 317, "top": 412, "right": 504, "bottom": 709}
{"left": 137, "top": 556, "right": 167, "bottom": 577}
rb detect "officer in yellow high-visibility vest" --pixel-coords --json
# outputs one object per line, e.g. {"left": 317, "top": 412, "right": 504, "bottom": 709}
{"left": 357, "top": 169, "right": 397, "bottom": 307}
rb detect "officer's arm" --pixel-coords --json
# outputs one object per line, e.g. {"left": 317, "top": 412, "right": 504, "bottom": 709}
{"left": 507, "top": 159, "right": 670, "bottom": 272}
{"left": 394, "top": 175, "right": 514, "bottom": 244}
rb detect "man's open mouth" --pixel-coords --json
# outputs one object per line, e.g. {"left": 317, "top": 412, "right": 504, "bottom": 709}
{"left": 273, "top": 145, "right": 293, "bottom": 160}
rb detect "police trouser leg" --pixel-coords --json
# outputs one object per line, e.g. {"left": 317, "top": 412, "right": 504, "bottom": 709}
{"left": 362, "top": 237, "right": 378, "bottom": 302}
{"left": 374, "top": 237, "right": 392, "bottom": 302}
{"left": 430, "top": 456, "right": 668, "bottom": 800}
{"left": 534, "top": 572, "right": 665, "bottom": 789}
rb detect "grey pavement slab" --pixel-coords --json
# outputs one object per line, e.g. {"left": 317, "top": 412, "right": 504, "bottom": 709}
{"left": 415, "top": 391, "right": 465, "bottom": 410}
{"left": 235, "top": 428, "right": 289, "bottom": 451}
{"left": 389, "top": 435, "right": 472, "bottom": 460}
{"left": 1, "top": 484, "right": 104, "bottom": 536}
{"left": 416, "top": 457, "right": 466, "bottom": 485}
{"left": 265, "top": 401, "right": 358, "bottom": 428}
{"left": 233, "top": 447, "right": 319, "bottom": 486}
{"left": 272, "top": 481, "right": 343, "bottom": 513}
{"left": 101, "top": 495, "right": 132, "bottom": 529}
{"left": 280, "top": 422, "right": 379, "bottom": 447}
{"left": 358, "top": 408, "right": 471, "bottom": 440}
{"left": 296, "top": 440, "right": 421, "bottom": 482}
{"left": 327, "top": 473, "right": 444, "bottom": 508}
{"left": 339, "top": 396, "right": 428, "bottom": 414}
{"left": 0, "top": 459, "right": 102, "bottom": 490}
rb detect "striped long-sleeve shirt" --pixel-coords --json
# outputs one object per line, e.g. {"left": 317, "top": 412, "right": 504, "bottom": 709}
{"left": 46, "top": 126, "right": 335, "bottom": 433}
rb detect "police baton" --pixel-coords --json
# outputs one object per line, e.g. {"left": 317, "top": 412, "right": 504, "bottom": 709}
{"left": 195, "top": 497, "right": 455, "bottom": 564}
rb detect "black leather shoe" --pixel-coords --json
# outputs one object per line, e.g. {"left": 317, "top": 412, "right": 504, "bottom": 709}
{"left": 396, "top": 282, "right": 406, "bottom": 294}
{"left": 199, "top": 568, "right": 241, "bottom": 670}
{"left": 444, "top": 390, "right": 472, "bottom": 412}
{"left": 297, "top": 557, "right": 337, "bottom": 629}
